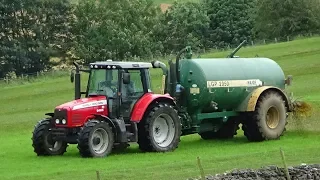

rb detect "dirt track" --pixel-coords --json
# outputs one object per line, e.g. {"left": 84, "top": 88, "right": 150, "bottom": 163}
{"left": 188, "top": 164, "right": 320, "bottom": 180}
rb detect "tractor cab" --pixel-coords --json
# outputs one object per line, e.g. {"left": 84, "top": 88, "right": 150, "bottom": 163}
{"left": 73, "top": 60, "right": 153, "bottom": 121}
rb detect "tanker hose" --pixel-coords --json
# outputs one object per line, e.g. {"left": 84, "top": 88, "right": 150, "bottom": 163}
{"left": 175, "top": 47, "right": 188, "bottom": 84}
{"left": 151, "top": 61, "right": 168, "bottom": 76}
{"left": 73, "top": 61, "right": 80, "bottom": 72}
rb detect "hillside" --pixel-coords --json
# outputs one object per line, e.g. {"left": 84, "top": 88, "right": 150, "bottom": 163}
{"left": 0, "top": 37, "right": 320, "bottom": 180}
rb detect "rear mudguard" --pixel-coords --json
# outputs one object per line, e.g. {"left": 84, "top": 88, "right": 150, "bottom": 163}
{"left": 130, "top": 93, "right": 175, "bottom": 122}
{"left": 236, "top": 86, "right": 292, "bottom": 112}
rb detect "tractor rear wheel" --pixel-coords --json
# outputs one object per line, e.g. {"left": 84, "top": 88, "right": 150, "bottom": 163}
{"left": 199, "top": 117, "right": 240, "bottom": 140}
{"left": 77, "top": 120, "right": 114, "bottom": 158}
{"left": 32, "top": 118, "right": 68, "bottom": 156}
{"left": 242, "top": 91, "right": 287, "bottom": 142}
{"left": 138, "top": 102, "right": 181, "bottom": 152}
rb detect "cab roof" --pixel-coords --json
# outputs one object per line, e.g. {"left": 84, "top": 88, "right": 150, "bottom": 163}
{"left": 90, "top": 60, "right": 153, "bottom": 69}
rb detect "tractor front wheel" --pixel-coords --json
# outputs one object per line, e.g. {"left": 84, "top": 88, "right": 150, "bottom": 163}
{"left": 32, "top": 118, "right": 68, "bottom": 156}
{"left": 242, "top": 91, "right": 287, "bottom": 142}
{"left": 77, "top": 120, "right": 114, "bottom": 158}
{"left": 138, "top": 102, "right": 181, "bottom": 152}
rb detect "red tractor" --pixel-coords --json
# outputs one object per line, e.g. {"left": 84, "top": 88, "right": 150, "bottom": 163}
{"left": 32, "top": 59, "right": 181, "bottom": 157}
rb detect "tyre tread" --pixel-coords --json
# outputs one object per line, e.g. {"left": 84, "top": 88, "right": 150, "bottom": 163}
{"left": 77, "top": 120, "right": 114, "bottom": 157}
{"left": 137, "top": 102, "right": 181, "bottom": 152}
{"left": 32, "top": 118, "right": 68, "bottom": 156}
{"left": 242, "top": 91, "right": 287, "bottom": 142}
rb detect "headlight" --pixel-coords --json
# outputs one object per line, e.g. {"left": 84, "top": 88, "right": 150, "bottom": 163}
{"left": 62, "top": 119, "right": 67, "bottom": 125}
{"left": 55, "top": 119, "right": 60, "bottom": 124}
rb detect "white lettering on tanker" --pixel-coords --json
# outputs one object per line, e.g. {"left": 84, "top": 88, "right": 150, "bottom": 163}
{"left": 207, "top": 79, "right": 263, "bottom": 88}
{"left": 72, "top": 100, "right": 107, "bottom": 110}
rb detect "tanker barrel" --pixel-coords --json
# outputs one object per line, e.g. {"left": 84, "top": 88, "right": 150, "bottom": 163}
{"left": 227, "top": 40, "right": 247, "bottom": 58}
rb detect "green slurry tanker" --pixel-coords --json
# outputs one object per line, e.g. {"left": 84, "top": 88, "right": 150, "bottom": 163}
{"left": 32, "top": 41, "right": 294, "bottom": 157}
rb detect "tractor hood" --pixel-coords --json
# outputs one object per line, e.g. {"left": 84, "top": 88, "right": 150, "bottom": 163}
{"left": 56, "top": 96, "right": 107, "bottom": 111}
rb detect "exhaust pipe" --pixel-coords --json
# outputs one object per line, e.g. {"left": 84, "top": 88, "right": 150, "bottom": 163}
{"left": 151, "top": 61, "right": 168, "bottom": 94}
{"left": 73, "top": 62, "right": 81, "bottom": 100}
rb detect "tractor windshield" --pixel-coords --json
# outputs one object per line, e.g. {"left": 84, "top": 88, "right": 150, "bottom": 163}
{"left": 87, "top": 69, "right": 118, "bottom": 98}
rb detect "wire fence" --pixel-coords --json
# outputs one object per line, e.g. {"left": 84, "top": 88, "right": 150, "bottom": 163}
{"left": 199, "top": 33, "right": 318, "bottom": 54}
{"left": 0, "top": 69, "right": 70, "bottom": 86}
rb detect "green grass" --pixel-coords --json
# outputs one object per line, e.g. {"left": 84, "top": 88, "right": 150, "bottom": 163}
{"left": 1, "top": 36, "right": 320, "bottom": 180}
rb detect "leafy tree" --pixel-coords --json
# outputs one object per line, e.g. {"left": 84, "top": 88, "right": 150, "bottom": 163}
{"left": 154, "top": 1, "right": 210, "bottom": 54}
{"left": 70, "top": 0, "right": 162, "bottom": 64}
{"left": 252, "top": 0, "right": 320, "bottom": 39}
{"left": 0, "top": 0, "right": 73, "bottom": 78}
{"left": 205, "top": 0, "right": 255, "bottom": 48}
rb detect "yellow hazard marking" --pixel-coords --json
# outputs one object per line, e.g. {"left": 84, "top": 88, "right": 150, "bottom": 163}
{"left": 161, "top": 75, "right": 165, "bottom": 94}
{"left": 247, "top": 86, "right": 273, "bottom": 111}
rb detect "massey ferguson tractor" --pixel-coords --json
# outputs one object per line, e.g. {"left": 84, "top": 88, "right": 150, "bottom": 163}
{"left": 32, "top": 41, "right": 294, "bottom": 157}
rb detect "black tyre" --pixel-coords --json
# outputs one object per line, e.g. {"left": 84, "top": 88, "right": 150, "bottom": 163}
{"left": 242, "top": 91, "right": 287, "bottom": 142}
{"left": 138, "top": 102, "right": 181, "bottom": 152}
{"left": 199, "top": 117, "right": 240, "bottom": 140}
{"left": 32, "top": 118, "right": 68, "bottom": 156}
{"left": 77, "top": 120, "right": 114, "bottom": 158}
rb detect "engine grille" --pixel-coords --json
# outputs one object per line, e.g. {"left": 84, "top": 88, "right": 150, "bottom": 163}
{"left": 72, "top": 113, "right": 82, "bottom": 124}
{"left": 53, "top": 108, "right": 68, "bottom": 123}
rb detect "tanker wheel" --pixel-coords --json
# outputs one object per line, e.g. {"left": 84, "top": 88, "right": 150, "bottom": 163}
{"left": 32, "top": 118, "right": 68, "bottom": 156}
{"left": 77, "top": 120, "right": 114, "bottom": 158}
{"left": 242, "top": 91, "right": 287, "bottom": 142}
{"left": 199, "top": 117, "right": 240, "bottom": 140}
{"left": 137, "top": 102, "right": 181, "bottom": 152}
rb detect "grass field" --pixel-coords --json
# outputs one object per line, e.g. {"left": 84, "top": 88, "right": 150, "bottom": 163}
{"left": 1, "top": 37, "right": 320, "bottom": 180}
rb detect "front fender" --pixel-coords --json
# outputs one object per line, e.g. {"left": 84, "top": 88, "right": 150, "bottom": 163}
{"left": 236, "top": 86, "right": 292, "bottom": 112}
{"left": 130, "top": 93, "right": 175, "bottom": 122}
{"left": 91, "top": 114, "right": 127, "bottom": 143}
{"left": 45, "top": 113, "right": 54, "bottom": 117}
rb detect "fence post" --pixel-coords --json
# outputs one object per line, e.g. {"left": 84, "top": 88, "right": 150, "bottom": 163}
{"left": 197, "top": 157, "right": 205, "bottom": 180}
{"left": 5, "top": 75, "right": 9, "bottom": 84}
{"left": 263, "top": 39, "right": 266, "bottom": 44}
{"left": 280, "top": 148, "right": 291, "bottom": 180}
{"left": 96, "top": 171, "right": 100, "bottom": 180}
{"left": 275, "top": 38, "right": 278, "bottom": 43}
{"left": 287, "top": 36, "right": 290, "bottom": 42}
{"left": 251, "top": 41, "right": 254, "bottom": 46}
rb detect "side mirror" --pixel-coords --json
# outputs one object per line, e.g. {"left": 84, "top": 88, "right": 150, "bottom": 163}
{"left": 123, "top": 72, "right": 130, "bottom": 84}
{"left": 70, "top": 70, "right": 75, "bottom": 83}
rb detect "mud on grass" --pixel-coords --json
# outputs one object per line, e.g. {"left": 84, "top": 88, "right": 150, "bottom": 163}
{"left": 188, "top": 164, "right": 320, "bottom": 180}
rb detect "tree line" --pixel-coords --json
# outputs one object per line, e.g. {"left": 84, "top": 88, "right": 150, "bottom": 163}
{"left": 0, "top": 0, "right": 319, "bottom": 78}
